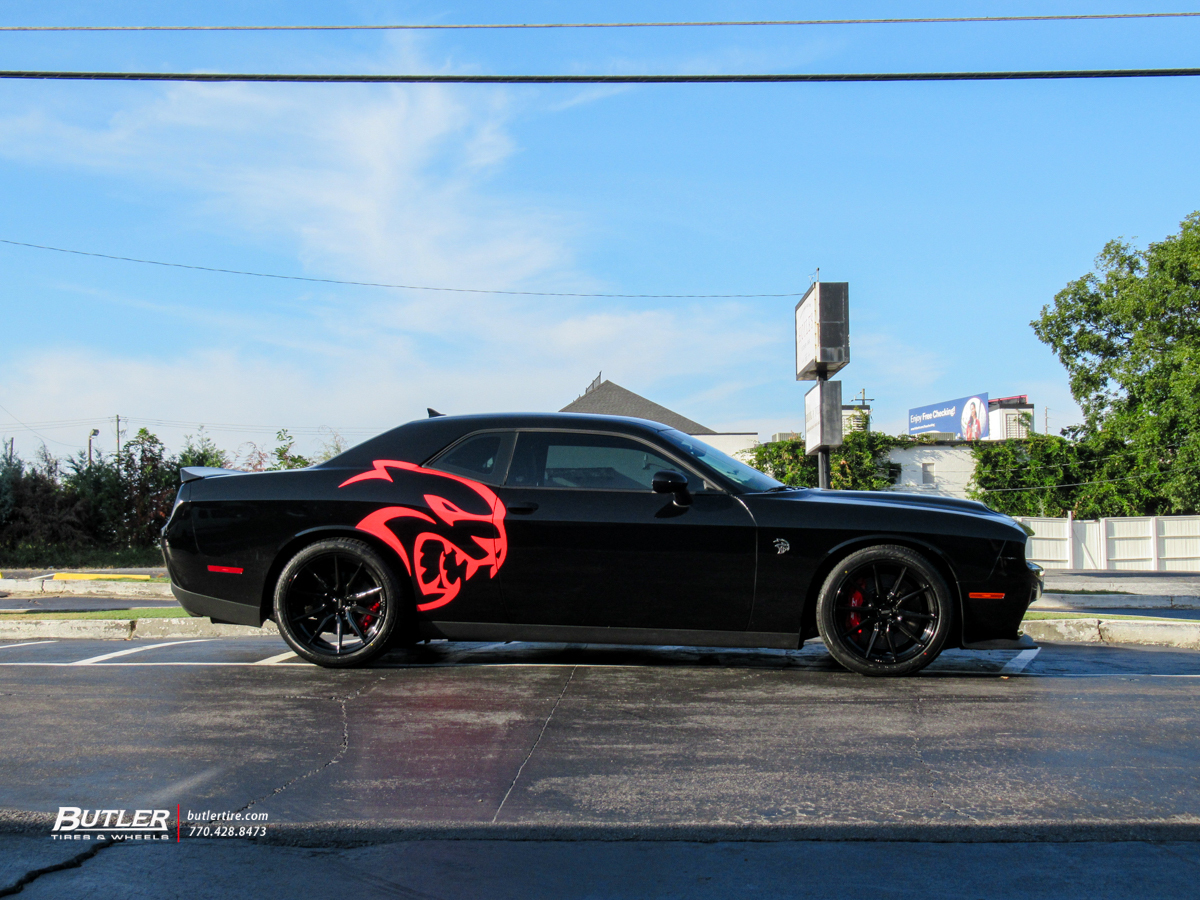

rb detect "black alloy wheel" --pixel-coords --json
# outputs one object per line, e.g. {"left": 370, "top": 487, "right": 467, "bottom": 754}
{"left": 273, "top": 538, "right": 404, "bottom": 668}
{"left": 815, "top": 544, "right": 953, "bottom": 677}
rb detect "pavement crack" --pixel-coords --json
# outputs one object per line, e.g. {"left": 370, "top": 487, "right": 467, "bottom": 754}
{"left": 234, "top": 679, "right": 380, "bottom": 815}
{"left": 0, "top": 839, "right": 117, "bottom": 897}
{"left": 492, "top": 665, "right": 576, "bottom": 824}
{"left": 908, "top": 694, "right": 982, "bottom": 824}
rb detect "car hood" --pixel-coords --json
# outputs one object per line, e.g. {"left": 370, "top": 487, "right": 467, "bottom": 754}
{"left": 747, "top": 487, "right": 1023, "bottom": 530}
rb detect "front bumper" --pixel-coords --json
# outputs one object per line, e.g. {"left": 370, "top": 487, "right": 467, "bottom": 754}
{"left": 959, "top": 561, "right": 1043, "bottom": 647}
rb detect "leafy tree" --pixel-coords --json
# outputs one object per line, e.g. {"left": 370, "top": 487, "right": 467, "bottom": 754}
{"left": 64, "top": 450, "right": 126, "bottom": 546}
{"left": 830, "top": 430, "right": 904, "bottom": 492}
{"left": 0, "top": 444, "right": 88, "bottom": 552}
{"left": 269, "top": 429, "right": 311, "bottom": 470}
{"left": 741, "top": 420, "right": 902, "bottom": 491}
{"left": 117, "top": 428, "right": 179, "bottom": 546}
{"left": 1032, "top": 211, "right": 1200, "bottom": 514}
{"left": 178, "top": 427, "right": 229, "bottom": 469}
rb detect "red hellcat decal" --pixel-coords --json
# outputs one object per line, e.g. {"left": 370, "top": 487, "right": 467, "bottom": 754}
{"left": 338, "top": 460, "right": 507, "bottom": 612}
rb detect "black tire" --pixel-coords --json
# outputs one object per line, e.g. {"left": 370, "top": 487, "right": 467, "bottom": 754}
{"left": 273, "top": 538, "right": 404, "bottom": 668}
{"left": 816, "top": 544, "right": 953, "bottom": 677}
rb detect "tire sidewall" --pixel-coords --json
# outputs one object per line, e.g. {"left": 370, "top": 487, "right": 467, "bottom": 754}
{"left": 816, "top": 544, "right": 953, "bottom": 677}
{"left": 273, "top": 537, "right": 404, "bottom": 668}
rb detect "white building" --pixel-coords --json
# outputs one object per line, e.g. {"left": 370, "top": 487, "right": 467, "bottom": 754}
{"left": 888, "top": 442, "right": 976, "bottom": 500}
{"left": 987, "top": 395, "right": 1034, "bottom": 441}
{"left": 560, "top": 378, "right": 759, "bottom": 457}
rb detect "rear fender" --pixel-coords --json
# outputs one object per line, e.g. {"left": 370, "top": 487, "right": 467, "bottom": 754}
{"left": 260, "top": 525, "right": 412, "bottom": 623}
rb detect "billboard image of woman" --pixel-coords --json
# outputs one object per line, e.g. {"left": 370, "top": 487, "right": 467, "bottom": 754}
{"left": 961, "top": 396, "right": 987, "bottom": 440}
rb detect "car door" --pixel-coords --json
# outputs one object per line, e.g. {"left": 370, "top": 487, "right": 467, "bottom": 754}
{"left": 495, "top": 429, "right": 757, "bottom": 632}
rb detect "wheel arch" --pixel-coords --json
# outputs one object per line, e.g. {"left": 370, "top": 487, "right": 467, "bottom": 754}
{"left": 800, "top": 534, "right": 965, "bottom": 647}
{"left": 260, "top": 525, "right": 411, "bottom": 623}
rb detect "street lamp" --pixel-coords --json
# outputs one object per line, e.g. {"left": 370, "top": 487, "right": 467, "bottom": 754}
{"left": 88, "top": 429, "right": 100, "bottom": 466}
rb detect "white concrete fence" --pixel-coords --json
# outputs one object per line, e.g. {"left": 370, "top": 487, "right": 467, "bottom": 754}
{"left": 1014, "top": 514, "right": 1200, "bottom": 571}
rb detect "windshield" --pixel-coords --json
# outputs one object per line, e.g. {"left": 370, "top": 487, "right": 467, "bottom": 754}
{"left": 659, "top": 429, "right": 784, "bottom": 493}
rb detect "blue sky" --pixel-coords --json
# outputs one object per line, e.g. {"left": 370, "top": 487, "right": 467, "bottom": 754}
{"left": 1, "top": 1, "right": 1198, "bottom": 462}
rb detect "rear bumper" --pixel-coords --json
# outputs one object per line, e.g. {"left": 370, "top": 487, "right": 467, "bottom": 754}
{"left": 172, "top": 584, "right": 265, "bottom": 627}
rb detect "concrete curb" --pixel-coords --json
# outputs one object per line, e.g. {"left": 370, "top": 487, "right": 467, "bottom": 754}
{"left": 1023, "top": 617, "right": 1200, "bottom": 650}
{"left": 0, "top": 618, "right": 278, "bottom": 641}
{"left": 1034, "top": 592, "right": 1200, "bottom": 611}
{"left": 4, "top": 810, "right": 1200, "bottom": 844}
{"left": 0, "top": 579, "right": 173, "bottom": 598}
{"left": 0, "top": 619, "right": 135, "bottom": 640}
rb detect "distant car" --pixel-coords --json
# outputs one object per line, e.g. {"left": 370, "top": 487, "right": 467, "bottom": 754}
{"left": 162, "top": 413, "right": 1041, "bottom": 676}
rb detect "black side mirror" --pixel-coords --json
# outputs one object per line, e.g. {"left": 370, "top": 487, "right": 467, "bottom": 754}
{"left": 651, "top": 470, "right": 692, "bottom": 507}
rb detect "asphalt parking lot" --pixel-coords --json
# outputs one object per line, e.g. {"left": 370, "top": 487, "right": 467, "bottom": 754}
{"left": 2, "top": 637, "right": 1199, "bottom": 897}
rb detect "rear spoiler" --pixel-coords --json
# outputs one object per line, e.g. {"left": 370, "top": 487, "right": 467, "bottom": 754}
{"left": 180, "top": 466, "right": 244, "bottom": 484}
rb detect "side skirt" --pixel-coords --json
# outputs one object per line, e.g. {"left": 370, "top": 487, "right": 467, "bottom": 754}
{"left": 418, "top": 621, "right": 800, "bottom": 650}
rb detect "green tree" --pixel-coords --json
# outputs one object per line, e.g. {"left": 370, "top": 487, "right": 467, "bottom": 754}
{"left": 116, "top": 428, "right": 179, "bottom": 546}
{"left": 178, "top": 427, "right": 229, "bottom": 469}
{"left": 741, "top": 420, "right": 902, "bottom": 491}
{"left": 1032, "top": 211, "right": 1200, "bottom": 514}
{"left": 64, "top": 450, "right": 126, "bottom": 547}
{"left": 269, "top": 429, "right": 311, "bottom": 471}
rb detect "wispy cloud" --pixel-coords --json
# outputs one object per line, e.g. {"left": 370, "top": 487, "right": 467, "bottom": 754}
{"left": 0, "top": 49, "right": 805, "bottom": 457}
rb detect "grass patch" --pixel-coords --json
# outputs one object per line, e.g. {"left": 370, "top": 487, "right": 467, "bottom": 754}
{"left": 1023, "top": 610, "right": 1193, "bottom": 622}
{"left": 45, "top": 575, "right": 172, "bottom": 583}
{"left": 1042, "top": 589, "right": 1134, "bottom": 595}
{"left": 0, "top": 607, "right": 189, "bottom": 620}
{"left": 0, "top": 546, "right": 165, "bottom": 569}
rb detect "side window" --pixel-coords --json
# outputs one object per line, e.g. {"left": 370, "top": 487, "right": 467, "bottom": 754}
{"left": 427, "top": 432, "right": 514, "bottom": 485}
{"left": 506, "top": 432, "right": 691, "bottom": 490}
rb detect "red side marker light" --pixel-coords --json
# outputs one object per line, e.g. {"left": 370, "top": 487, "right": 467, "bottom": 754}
{"left": 207, "top": 565, "right": 244, "bottom": 574}
{"left": 968, "top": 592, "right": 1005, "bottom": 599}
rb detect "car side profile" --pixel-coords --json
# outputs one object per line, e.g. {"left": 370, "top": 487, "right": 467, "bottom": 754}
{"left": 161, "top": 412, "right": 1041, "bottom": 676}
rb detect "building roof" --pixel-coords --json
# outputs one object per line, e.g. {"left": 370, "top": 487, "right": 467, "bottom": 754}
{"left": 559, "top": 380, "right": 715, "bottom": 434}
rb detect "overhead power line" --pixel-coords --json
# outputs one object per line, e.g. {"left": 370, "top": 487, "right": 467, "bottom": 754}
{"left": 2, "top": 13, "right": 1199, "bottom": 31}
{"left": 1, "top": 67, "right": 1199, "bottom": 84}
{"left": 983, "top": 443, "right": 1184, "bottom": 474}
{"left": 979, "top": 463, "right": 1200, "bottom": 493}
{"left": 0, "top": 238, "right": 803, "bottom": 299}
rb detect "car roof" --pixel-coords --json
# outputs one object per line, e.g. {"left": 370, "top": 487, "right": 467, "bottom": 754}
{"left": 326, "top": 412, "right": 677, "bottom": 467}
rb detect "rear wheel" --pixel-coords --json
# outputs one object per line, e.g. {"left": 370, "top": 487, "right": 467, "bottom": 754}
{"left": 273, "top": 538, "right": 403, "bottom": 668}
{"left": 816, "top": 545, "right": 953, "bottom": 677}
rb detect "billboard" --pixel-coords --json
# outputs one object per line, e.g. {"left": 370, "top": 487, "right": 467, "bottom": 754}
{"left": 795, "top": 282, "right": 850, "bottom": 380}
{"left": 908, "top": 393, "right": 990, "bottom": 439}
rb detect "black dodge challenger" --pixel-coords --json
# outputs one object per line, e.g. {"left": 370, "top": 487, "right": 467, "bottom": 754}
{"left": 162, "top": 413, "right": 1041, "bottom": 676}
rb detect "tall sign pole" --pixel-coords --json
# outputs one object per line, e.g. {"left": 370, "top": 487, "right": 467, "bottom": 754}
{"left": 795, "top": 281, "right": 850, "bottom": 490}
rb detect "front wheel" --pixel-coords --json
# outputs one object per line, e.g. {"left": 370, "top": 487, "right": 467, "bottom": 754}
{"left": 273, "top": 538, "right": 404, "bottom": 668}
{"left": 816, "top": 545, "right": 953, "bottom": 677}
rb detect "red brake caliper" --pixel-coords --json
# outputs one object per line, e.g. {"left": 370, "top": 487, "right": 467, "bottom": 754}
{"left": 848, "top": 579, "right": 866, "bottom": 631}
{"left": 360, "top": 600, "right": 382, "bottom": 632}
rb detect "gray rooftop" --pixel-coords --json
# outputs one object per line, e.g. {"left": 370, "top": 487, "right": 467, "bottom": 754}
{"left": 560, "top": 380, "right": 715, "bottom": 434}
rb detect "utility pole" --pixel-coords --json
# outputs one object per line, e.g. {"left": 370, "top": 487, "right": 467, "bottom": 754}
{"left": 1044, "top": 407, "right": 1049, "bottom": 435}
{"left": 115, "top": 414, "right": 120, "bottom": 458}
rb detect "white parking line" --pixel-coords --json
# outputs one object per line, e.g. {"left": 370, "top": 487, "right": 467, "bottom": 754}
{"left": 0, "top": 640, "right": 57, "bottom": 651}
{"left": 999, "top": 648, "right": 1041, "bottom": 675}
{"left": 69, "top": 640, "right": 211, "bottom": 666}
{"left": 253, "top": 650, "right": 298, "bottom": 665}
